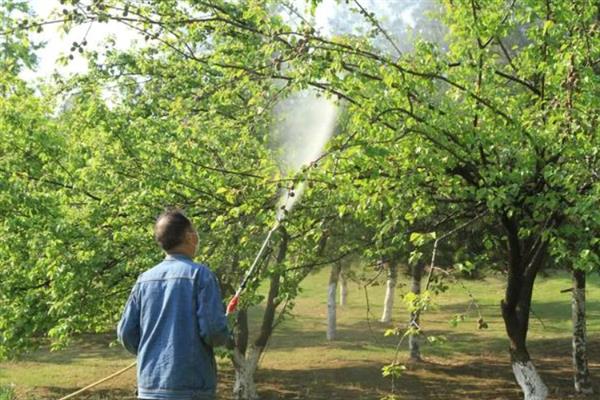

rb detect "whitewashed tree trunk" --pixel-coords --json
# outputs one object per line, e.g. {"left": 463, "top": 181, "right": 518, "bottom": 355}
{"left": 233, "top": 346, "right": 261, "bottom": 400}
{"left": 233, "top": 309, "right": 258, "bottom": 400}
{"left": 501, "top": 228, "right": 549, "bottom": 400}
{"left": 327, "top": 262, "right": 341, "bottom": 340}
{"left": 572, "top": 269, "right": 593, "bottom": 394}
{"left": 339, "top": 270, "right": 348, "bottom": 306}
{"left": 512, "top": 361, "right": 549, "bottom": 400}
{"left": 232, "top": 231, "right": 288, "bottom": 400}
{"left": 408, "top": 262, "right": 423, "bottom": 361}
{"left": 380, "top": 261, "right": 397, "bottom": 323}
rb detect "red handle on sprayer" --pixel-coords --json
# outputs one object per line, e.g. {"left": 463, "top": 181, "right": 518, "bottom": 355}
{"left": 226, "top": 295, "right": 239, "bottom": 316}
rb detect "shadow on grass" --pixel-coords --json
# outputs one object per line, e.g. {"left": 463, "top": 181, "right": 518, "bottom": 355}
{"left": 10, "top": 333, "right": 129, "bottom": 365}
{"left": 269, "top": 314, "right": 600, "bottom": 362}
{"left": 253, "top": 349, "right": 599, "bottom": 400}
{"left": 265, "top": 295, "right": 600, "bottom": 348}
{"left": 261, "top": 313, "right": 600, "bottom": 399}
{"left": 6, "top": 336, "right": 600, "bottom": 400}
{"left": 250, "top": 360, "right": 523, "bottom": 400}
{"left": 255, "top": 362, "right": 388, "bottom": 400}
{"left": 265, "top": 316, "right": 502, "bottom": 356}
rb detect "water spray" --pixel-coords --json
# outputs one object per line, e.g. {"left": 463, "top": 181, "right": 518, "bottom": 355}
{"left": 226, "top": 90, "right": 337, "bottom": 315}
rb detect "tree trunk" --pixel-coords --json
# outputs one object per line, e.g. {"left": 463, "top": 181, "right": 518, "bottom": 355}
{"left": 409, "top": 262, "right": 423, "bottom": 361}
{"left": 233, "top": 231, "right": 287, "bottom": 400}
{"left": 233, "top": 310, "right": 258, "bottom": 400}
{"left": 503, "top": 286, "right": 549, "bottom": 400}
{"left": 511, "top": 361, "right": 549, "bottom": 400}
{"left": 327, "top": 262, "right": 341, "bottom": 340}
{"left": 233, "top": 345, "right": 260, "bottom": 400}
{"left": 501, "top": 216, "right": 549, "bottom": 400}
{"left": 380, "top": 261, "right": 398, "bottom": 323}
{"left": 339, "top": 268, "right": 348, "bottom": 306}
{"left": 572, "top": 268, "right": 593, "bottom": 394}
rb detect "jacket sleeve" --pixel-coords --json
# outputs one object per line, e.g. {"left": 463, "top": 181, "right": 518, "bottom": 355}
{"left": 117, "top": 284, "right": 141, "bottom": 355}
{"left": 197, "top": 270, "right": 229, "bottom": 347}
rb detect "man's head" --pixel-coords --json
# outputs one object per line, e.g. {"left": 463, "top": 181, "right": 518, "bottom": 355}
{"left": 154, "top": 209, "right": 198, "bottom": 257}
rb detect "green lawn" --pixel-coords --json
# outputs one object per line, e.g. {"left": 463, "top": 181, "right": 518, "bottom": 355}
{"left": 1, "top": 268, "right": 599, "bottom": 399}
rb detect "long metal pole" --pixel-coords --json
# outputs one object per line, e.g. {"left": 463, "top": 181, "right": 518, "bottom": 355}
{"left": 226, "top": 220, "right": 281, "bottom": 315}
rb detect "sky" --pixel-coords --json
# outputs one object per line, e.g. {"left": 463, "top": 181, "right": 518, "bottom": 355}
{"left": 21, "top": 1, "right": 416, "bottom": 81}
{"left": 21, "top": 1, "right": 142, "bottom": 82}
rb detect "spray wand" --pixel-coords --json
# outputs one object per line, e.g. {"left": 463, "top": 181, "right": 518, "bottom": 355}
{"left": 225, "top": 90, "right": 337, "bottom": 316}
{"left": 225, "top": 180, "right": 301, "bottom": 315}
{"left": 225, "top": 217, "right": 282, "bottom": 315}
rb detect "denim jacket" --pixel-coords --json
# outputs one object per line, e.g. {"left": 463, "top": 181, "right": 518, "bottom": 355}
{"left": 117, "top": 254, "right": 229, "bottom": 400}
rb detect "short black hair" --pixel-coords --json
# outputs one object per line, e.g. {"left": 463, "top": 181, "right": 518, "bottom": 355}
{"left": 154, "top": 209, "right": 193, "bottom": 251}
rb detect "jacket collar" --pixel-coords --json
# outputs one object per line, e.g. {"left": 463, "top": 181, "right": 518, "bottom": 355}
{"left": 164, "top": 253, "right": 193, "bottom": 261}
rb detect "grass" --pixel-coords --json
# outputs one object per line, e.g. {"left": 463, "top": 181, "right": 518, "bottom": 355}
{"left": 0, "top": 385, "right": 16, "bottom": 400}
{"left": 1, "top": 268, "right": 599, "bottom": 399}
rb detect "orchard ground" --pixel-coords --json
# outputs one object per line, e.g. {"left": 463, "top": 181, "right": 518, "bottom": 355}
{"left": 1, "top": 268, "right": 599, "bottom": 400}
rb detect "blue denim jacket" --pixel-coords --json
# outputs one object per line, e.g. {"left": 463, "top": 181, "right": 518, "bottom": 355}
{"left": 117, "top": 254, "right": 229, "bottom": 400}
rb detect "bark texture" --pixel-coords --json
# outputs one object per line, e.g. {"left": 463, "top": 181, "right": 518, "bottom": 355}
{"left": 339, "top": 269, "right": 348, "bottom": 306}
{"left": 500, "top": 215, "right": 549, "bottom": 400}
{"left": 233, "top": 308, "right": 259, "bottom": 400}
{"left": 512, "top": 361, "right": 549, "bottom": 400}
{"left": 233, "top": 346, "right": 260, "bottom": 400}
{"left": 327, "top": 262, "right": 341, "bottom": 340}
{"left": 233, "top": 231, "right": 288, "bottom": 400}
{"left": 409, "top": 262, "right": 423, "bottom": 361}
{"left": 572, "top": 269, "right": 593, "bottom": 394}
{"left": 380, "top": 261, "right": 398, "bottom": 323}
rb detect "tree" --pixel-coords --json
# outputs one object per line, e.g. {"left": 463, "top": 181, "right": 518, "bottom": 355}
{"left": 289, "top": 0, "right": 599, "bottom": 397}
{"left": 326, "top": 261, "right": 341, "bottom": 340}
{"left": 0, "top": 0, "right": 39, "bottom": 75}
{"left": 0, "top": 3, "right": 356, "bottom": 399}
{"left": 379, "top": 260, "right": 398, "bottom": 324}
{"left": 407, "top": 261, "right": 424, "bottom": 361}
{"left": 2, "top": 2, "right": 598, "bottom": 399}
{"left": 339, "top": 264, "right": 349, "bottom": 306}
{"left": 571, "top": 268, "right": 593, "bottom": 395}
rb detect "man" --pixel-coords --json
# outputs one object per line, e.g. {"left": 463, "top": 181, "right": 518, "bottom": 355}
{"left": 118, "top": 209, "right": 230, "bottom": 400}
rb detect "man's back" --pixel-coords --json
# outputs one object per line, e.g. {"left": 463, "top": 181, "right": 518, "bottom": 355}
{"left": 118, "top": 254, "right": 229, "bottom": 400}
